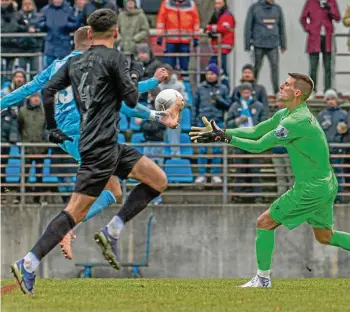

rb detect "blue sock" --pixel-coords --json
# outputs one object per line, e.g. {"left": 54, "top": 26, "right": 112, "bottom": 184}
{"left": 83, "top": 190, "right": 116, "bottom": 222}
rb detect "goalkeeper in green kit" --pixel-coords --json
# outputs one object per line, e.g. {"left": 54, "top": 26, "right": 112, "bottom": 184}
{"left": 190, "top": 73, "right": 350, "bottom": 288}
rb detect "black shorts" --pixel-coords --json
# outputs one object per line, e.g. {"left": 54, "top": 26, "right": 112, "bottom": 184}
{"left": 74, "top": 144, "right": 143, "bottom": 197}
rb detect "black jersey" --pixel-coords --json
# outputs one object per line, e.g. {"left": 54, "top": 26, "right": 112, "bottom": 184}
{"left": 43, "top": 45, "right": 137, "bottom": 156}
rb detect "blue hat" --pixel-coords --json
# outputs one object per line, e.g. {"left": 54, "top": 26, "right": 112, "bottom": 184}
{"left": 205, "top": 63, "right": 219, "bottom": 76}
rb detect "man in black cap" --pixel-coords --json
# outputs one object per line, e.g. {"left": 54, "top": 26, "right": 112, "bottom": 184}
{"left": 231, "top": 64, "right": 268, "bottom": 112}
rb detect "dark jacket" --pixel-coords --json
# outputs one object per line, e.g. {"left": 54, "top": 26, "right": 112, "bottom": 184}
{"left": 244, "top": 0, "right": 286, "bottom": 50}
{"left": 143, "top": 55, "right": 162, "bottom": 79}
{"left": 18, "top": 103, "right": 47, "bottom": 155}
{"left": 82, "top": 0, "right": 117, "bottom": 25}
{"left": 231, "top": 80, "right": 269, "bottom": 111}
{"left": 318, "top": 106, "right": 348, "bottom": 145}
{"left": 36, "top": 1, "right": 79, "bottom": 58}
{"left": 192, "top": 81, "right": 231, "bottom": 126}
{"left": 1, "top": 3, "right": 31, "bottom": 53}
{"left": 300, "top": 0, "right": 341, "bottom": 53}
{"left": 226, "top": 98, "right": 266, "bottom": 128}
{"left": 19, "top": 9, "right": 42, "bottom": 52}
{"left": 141, "top": 120, "right": 166, "bottom": 141}
{"left": 1, "top": 108, "right": 20, "bottom": 144}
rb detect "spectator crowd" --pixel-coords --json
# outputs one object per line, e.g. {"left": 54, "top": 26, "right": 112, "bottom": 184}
{"left": 1, "top": 0, "right": 349, "bottom": 204}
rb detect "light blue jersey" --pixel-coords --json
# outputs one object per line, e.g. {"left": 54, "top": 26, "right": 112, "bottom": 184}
{"left": 0, "top": 50, "right": 159, "bottom": 161}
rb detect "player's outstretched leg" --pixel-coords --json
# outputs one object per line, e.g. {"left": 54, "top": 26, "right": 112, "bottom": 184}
{"left": 313, "top": 228, "right": 350, "bottom": 251}
{"left": 240, "top": 209, "right": 280, "bottom": 288}
{"left": 11, "top": 193, "right": 95, "bottom": 295}
{"left": 95, "top": 156, "right": 167, "bottom": 270}
{"left": 60, "top": 178, "right": 121, "bottom": 260}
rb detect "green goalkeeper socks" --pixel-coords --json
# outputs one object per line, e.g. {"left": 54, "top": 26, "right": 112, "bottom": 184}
{"left": 256, "top": 228, "right": 275, "bottom": 271}
{"left": 329, "top": 231, "right": 350, "bottom": 251}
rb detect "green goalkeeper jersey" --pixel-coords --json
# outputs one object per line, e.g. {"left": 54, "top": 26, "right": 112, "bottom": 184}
{"left": 225, "top": 103, "right": 338, "bottom": 195}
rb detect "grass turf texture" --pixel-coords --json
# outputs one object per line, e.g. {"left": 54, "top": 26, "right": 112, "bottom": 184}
{"left": 2, "top": 278, "right": 350, "bottom": 312}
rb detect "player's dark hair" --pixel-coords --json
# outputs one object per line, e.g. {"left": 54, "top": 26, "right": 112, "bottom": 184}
{"left": 87, "top": 9, "right": 117, "bottom": 37}
{"left": 288, "top": 73, "right": 314, "bottom": 101}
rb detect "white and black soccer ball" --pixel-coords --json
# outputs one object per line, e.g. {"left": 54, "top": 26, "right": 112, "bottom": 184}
{"left": 154, "top": 89, "right": 183, "bottom": 111}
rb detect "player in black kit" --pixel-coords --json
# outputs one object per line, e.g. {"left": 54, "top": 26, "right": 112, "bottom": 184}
{"left": 10, "top": 9, "right": 179, "bottom": 295}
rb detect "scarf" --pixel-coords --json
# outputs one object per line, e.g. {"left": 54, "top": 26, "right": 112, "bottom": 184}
{"left": 239, "top": 97, "right": 254, "bottom": 128}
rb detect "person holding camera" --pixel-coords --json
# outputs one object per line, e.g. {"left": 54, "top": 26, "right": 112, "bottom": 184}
{"left": 300, "top": 0, "right": 341, "bottom": 95}
{"left": 226, "top": 83, "right": 266, "bottom": 203}
{"left": 192, "top": 63, "right": 231, "bottom": 184}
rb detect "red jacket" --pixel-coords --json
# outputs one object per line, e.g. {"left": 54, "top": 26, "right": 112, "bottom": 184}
{"left": 300, "top": 0, "right": 341, "bottom": 53}
{"left": 156, "top": 0, "right": 200, "bottom": 44}
{"left": 206, "top": 9, "right": 235, "bottom": 54}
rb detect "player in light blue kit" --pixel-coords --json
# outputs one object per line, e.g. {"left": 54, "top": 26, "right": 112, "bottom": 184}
{"left": 1, "top": 26, "right": 182, "bottom": 261}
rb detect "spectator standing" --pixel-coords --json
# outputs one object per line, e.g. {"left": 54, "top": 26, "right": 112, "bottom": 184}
{"left": 343, "top": 3, "right": 350, "bottom": 51}
{"left": 193, "top": 63, "right": 231, "bottom": 184}
{"left": 81, "top": 0, "right": 117, "bottom": 25}
{"left": 36, "top": 0, "right": 79, "bottom": 67}
{"left": 1, "top": 68, "right": 27, "bottom": 110}
{"left": 18, "top": 92, "right": 48, "bottom": 204}
{"left": 231, "top": 64, "right": 269, "bottom": 113}
{"left": 300, "top": 0, "right": 341, "bottom": 94}
{"left": 271, "top": 101, "right": 293, "bottom": 196}
{"left": 159, "top": 64, "right": 188, "bottom": 155}
{"left": 317, "top": 89, "right": 348, "bottom": 203}
{"left": 116, "top": 0, "right": 150, "bottom": 55}
{"left": 156, "top": 0, "right": 200, "bottom": 82}
{"left": 1, "top": 0, "right": 29, "bottom": 78}
{"left": 226, "top": 82, "right": 266, "bottom": 203}
{"left": 73, "top": 0, "right": 87, "bottom": 21}
{"left": 205, "top": 0, "right": 235, "bottom": 78}
{"left": 244, "top": 0, "right": 286, "bottom": 97}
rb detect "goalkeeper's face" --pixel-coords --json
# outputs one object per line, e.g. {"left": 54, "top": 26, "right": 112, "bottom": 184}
{"left": 279, "top": 77, "right": 298, "bottom": 102}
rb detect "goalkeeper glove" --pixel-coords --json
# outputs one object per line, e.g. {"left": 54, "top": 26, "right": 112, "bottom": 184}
{"left": 189, "top": 117, "right": 232, "bottom": 143}
{"left": 48, "top": 129, "right": 73, "bottom": 144}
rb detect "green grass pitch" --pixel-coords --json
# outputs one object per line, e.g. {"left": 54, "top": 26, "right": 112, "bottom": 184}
{"left": 2, "top": 278, "right": 350, "bottom": 312}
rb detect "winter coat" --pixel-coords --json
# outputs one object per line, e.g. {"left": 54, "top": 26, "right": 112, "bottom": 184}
{"left": 343, "top": 4, "right": 350, "bottom": 51}
{"left": 192, "top": 81, "right": 231, "bottom": 126}
{"left": 18, "top": 103, "right": 47, "bottom": 155}
{"left": 244, "top": 0, "right": 286, "bottom": 50}
{"left": 206, "top": 8, "right": 236, "bottom": 54}
{"left": 318, "top": 106, "right": 348, "bottom": 145}
{"left": 300, "top": 0, "right": 341, "bottom": 54}
{"left": 117, "top": 8, "right": 150, "bottom": 55}
{"left": 156, "top": 0, "right": 200, "bottom": 44}
{"left": 1, "top": 4, "right": 32, "bottom": 53}
{"left": 36, "top": 2, "right": 79, "bottom": 58}
{"left": 1, "top": 108, "right": 20, "bottom": 144}
{"left": 226, "top": 99, "right": 266, "bottom": 128}
{"left": 158, "top": 74, "right": 188, "bottom": 103}
{"left": 82, "top": 0, "right": 117, "bottom": 25}
{"left": 143, "top": 56, "right": 163, "bottom": 79}
{"left": 231, "top": 81, "right": 269, "bottom": 112}
{"left": 19, "top": 9, "right": 42, "bottom": 52}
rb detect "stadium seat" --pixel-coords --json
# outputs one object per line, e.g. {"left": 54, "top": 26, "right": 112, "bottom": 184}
{"left": 130, "top": 118, "right": 142, "bottom": 131}
{"left": 42, "top": 149, "right": 59, "bottom": 183}
{"left": 119, "top": 113, "right": 129, "bottom": 131}
{"left": 165, "top": 133, "right": 193, "bottom": 156}
{"left": 131, "top": 133, "right": 145, "bottom": 154}
{"left": 28, "top": 161, "right": 36, "bottom": 183}
{"left": 164, "top": 158, "right": 193, "bottom": 183}
{"left": 180, "top": 107, "right": 192, "bottom": 132}
{"left": 183, "top": 81, "right": 193, "bottom": 105}
{"left": 5, "top": 146, "right": 21, "bottom": 183}
{"left": 118, "top": 133, "right": 126, "bottom": 144}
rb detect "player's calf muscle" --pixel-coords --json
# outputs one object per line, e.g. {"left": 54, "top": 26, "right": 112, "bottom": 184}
{"left": 64, "top": 193, "right": 96, "bottom": 223}
{"left": 105, "top": 177, "right": 122, "bottom": 202}
{"left": 313, "top": 228, "right": 333, "bottom": 245}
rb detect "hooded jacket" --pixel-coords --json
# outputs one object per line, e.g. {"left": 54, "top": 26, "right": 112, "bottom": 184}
{"left": 82, "top": 0, "right": 117, "bottom": 25}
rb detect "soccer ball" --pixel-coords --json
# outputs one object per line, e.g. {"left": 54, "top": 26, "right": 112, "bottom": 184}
{"left": 155, "top": 89, "right": 183, "bottom": 111}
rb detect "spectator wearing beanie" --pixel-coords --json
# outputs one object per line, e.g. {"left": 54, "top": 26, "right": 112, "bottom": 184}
{"left": 318, "top": 89, "right": 348, "bottom": 203}
{"left": 81, "top": 0, "right": 116, "bottom": 25}
{"left": 226, "top": 82, "right": 266, "bottom": 203}
{"left": 116, "top": 0, "right": 150, "bottom": 55}
{"left": 1, "top": 68, "right": 27, "bottom": 110}
{"left": 193, "top": 63, "right": 231, "bottom": 185}
{"left": 205, "top": 0, "right": 235, "bottom": 77}
{"left": 231, "top": 63, "right": 269, "bottom": 112}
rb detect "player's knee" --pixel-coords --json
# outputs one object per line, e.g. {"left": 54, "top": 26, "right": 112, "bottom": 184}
{"left": 155, "top": 170, "right": 168, "bottom": 193}
{"left": 314, "top": 229, "right": 332, "bottom": 245}
{"left": 256, "top": 212, "right": 276, "bottom": 230}
{"left": 256, "top": 215, "right": 267, "bottom": 229}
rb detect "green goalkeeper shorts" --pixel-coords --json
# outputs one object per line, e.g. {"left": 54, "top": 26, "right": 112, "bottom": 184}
{"left": 269, "top": 186, "right": 338, "bottom": 230}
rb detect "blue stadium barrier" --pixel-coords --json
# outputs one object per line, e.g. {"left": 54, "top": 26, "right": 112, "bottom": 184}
{"left": 180, "top": 107, "right": 192, "bottom": 132}
{"left": 5, "top": 146, "right": 21, "bottom": 183}
{"left": 42, "top": 149, "right": 59, "bottom": 183}
{"left": 130, "top": 118, "right": 142, "bottom": 131}
{"left": 119, "top": 113, "right": 129, "bottom": 132}
{"left": 164, "top": 158, "right": 193, "bottom": 183}
{"left": 130, "top": 133, "right": 145, "bottom": 154}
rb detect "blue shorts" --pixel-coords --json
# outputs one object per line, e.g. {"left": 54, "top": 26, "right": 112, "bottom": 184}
{"left": 59, "top": 135, "right": 81, "bottom": 163}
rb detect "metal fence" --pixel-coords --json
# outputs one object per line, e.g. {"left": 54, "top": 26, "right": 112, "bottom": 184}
{"left": 1, "top": 142, "right": 349, "bottom": 206}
